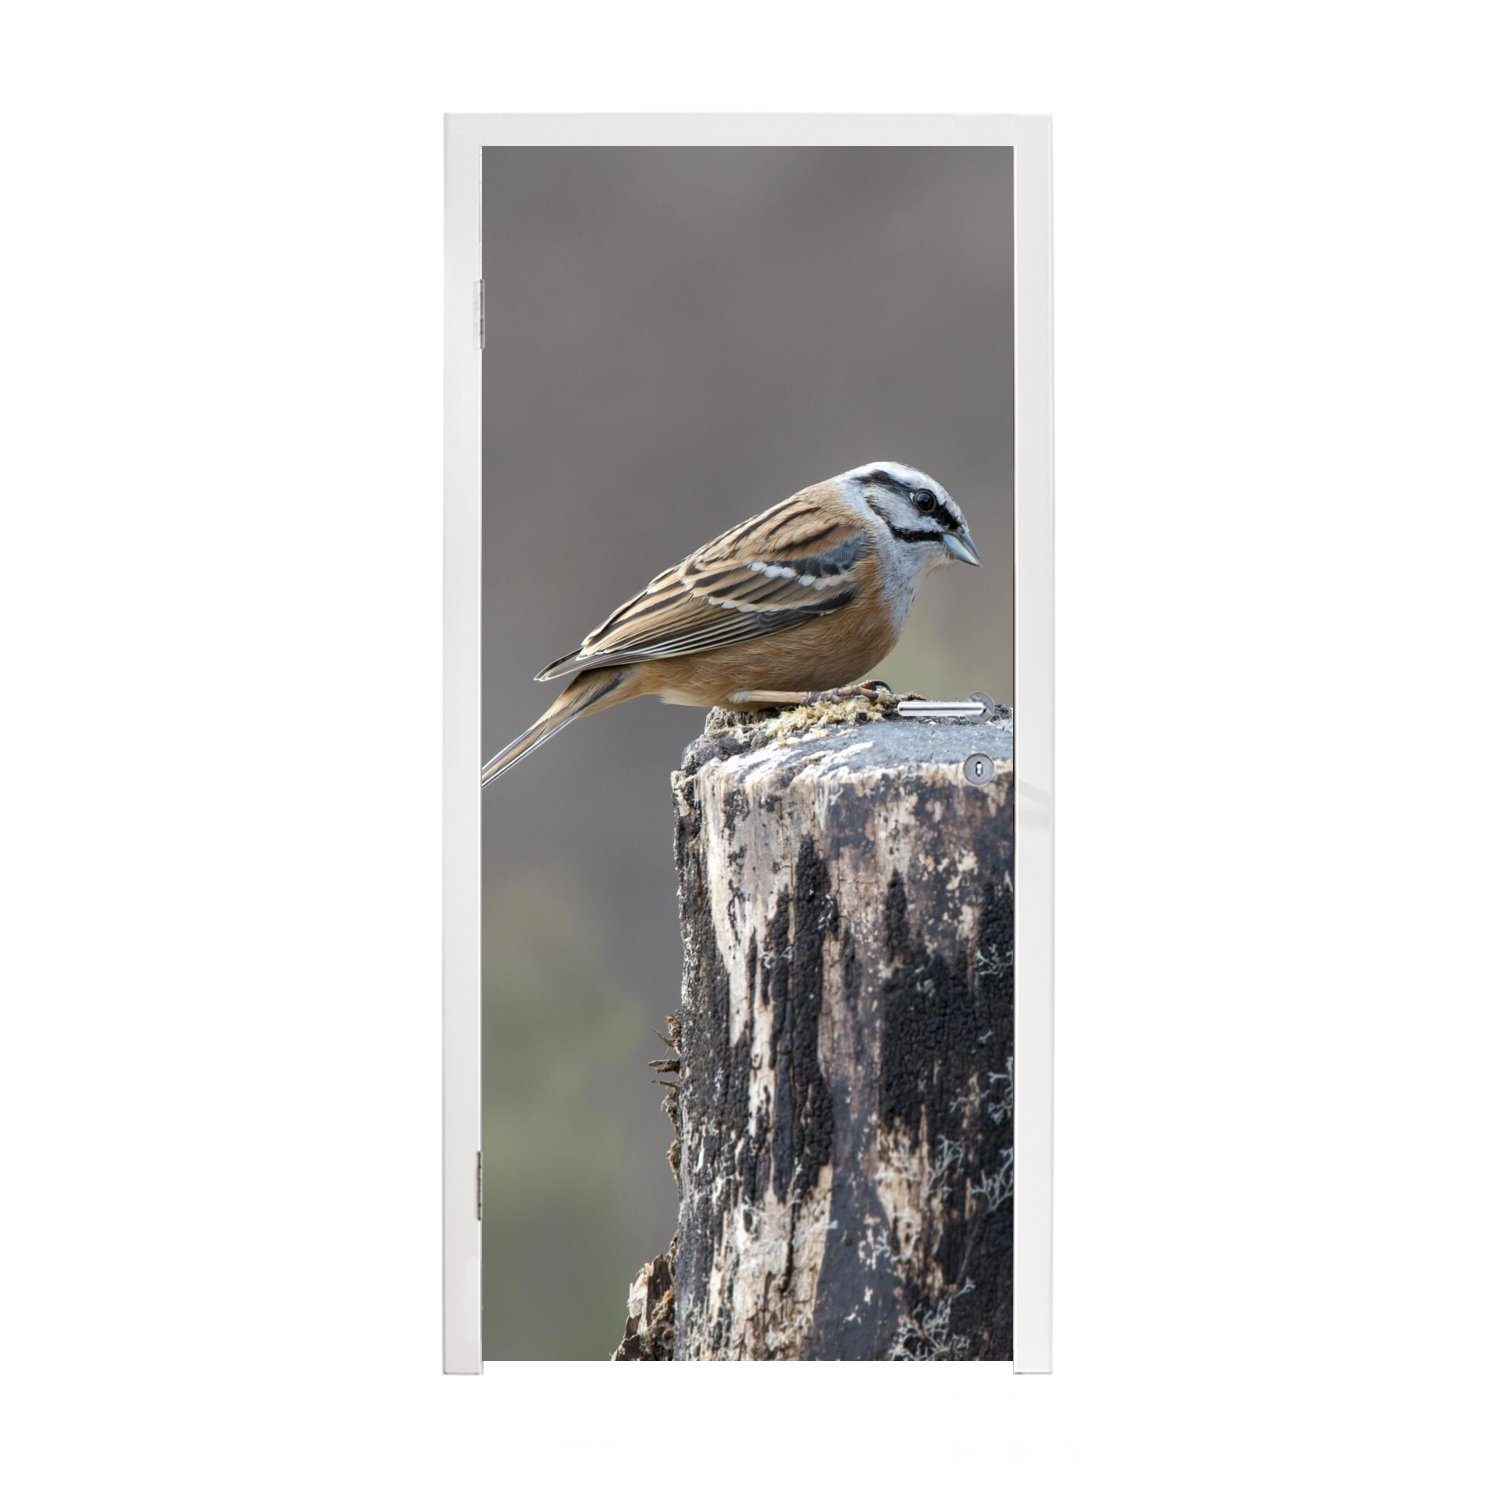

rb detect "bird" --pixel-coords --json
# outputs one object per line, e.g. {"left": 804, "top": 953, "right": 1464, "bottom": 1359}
{"left": 480, "top": 461, "right": 981, "bottom": 785}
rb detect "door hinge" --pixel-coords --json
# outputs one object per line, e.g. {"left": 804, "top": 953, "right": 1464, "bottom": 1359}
{"left": 474, "top": 279, "right": 485, "bottom": 351}
{"left": 476, "top": 1150, "right": 483, "bottom": 1220}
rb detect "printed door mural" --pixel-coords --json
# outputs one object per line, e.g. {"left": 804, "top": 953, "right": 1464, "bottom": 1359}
{"left": 480, "top": 146, "right": 1015, "bottom": 1359}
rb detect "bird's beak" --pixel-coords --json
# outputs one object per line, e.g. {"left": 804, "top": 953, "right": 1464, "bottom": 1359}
{"left": 943, "top": 529, "right": 982, "bottom": 567}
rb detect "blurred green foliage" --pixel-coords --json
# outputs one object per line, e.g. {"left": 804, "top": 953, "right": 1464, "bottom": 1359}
{"left": 482, "top": 874, "right": 664, "bottom": 1359}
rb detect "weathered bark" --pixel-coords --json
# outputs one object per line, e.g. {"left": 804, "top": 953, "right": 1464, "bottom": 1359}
{"left": 612, "top": 1243, "right": 676, "bottom": 1361}
{"left": 656, "top": 705, "right": 1015, "bottom": 1360}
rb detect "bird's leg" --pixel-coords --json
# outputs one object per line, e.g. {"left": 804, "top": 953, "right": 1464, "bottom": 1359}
{"left": 726, "top": 688, "right": 821, "bottom": 708}
{"left": 728, "top": 680, "right": 895, "bottom": 710}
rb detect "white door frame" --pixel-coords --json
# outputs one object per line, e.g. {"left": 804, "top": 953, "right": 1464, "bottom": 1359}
{"left": 442, "top": 115, "right": 484, "bottom": 1374}
{"left": 443, "top": 114, "right": 1053, "bottom": 1373}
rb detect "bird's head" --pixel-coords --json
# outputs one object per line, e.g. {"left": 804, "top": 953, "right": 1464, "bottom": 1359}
{"left": 840, "top": 461, "right": 981, "bottom": 575}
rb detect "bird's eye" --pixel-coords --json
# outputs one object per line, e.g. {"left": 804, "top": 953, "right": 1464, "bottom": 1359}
{"left": 913, "top": 490, "right": 937, "bottom": 514}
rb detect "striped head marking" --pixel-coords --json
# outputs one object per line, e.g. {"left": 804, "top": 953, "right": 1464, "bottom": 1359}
{"left": 840, "top": 461, "right": 982, "bottom": 571}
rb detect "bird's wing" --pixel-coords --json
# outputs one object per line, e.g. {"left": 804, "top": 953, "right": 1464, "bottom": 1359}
{"left": 536, "top": 498, "right": 869, "bottom": 680}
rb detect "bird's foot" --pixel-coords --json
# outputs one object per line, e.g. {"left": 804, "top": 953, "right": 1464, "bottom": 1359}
{"left": 808, "top": 679, "right": 897, "bottom": 705}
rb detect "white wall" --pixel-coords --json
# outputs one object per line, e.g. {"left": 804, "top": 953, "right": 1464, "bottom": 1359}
{"left": 3, "top": 4, "right": 1496, "bottom": 1495}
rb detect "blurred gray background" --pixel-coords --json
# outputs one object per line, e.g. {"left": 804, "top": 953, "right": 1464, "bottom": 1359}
{"left": 481, "top": 147, "right": 1013, "bottom": 1359}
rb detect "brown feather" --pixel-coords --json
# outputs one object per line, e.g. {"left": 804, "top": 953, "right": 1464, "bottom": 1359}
{"left": 629, "top": 568, "right": 900, "bottom": 709}
{"left": 536, "top": 481, "right": 874, "bottom": 681}
{"left": 479, "top": 668, "right": 647, "bottom": 784}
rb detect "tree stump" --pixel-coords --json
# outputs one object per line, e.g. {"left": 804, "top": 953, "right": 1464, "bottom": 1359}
{"left": 660, "top": 703, "right": 1015, "bottom": 1360}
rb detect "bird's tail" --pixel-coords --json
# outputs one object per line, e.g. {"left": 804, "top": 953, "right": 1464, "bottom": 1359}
{"left": 480, "top": 668, "right": 637, "bottom": 786}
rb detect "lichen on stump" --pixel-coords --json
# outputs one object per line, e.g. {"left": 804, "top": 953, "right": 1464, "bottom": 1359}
{"left": 662, "top": 703, "right": 1016, "bottom": 1360}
